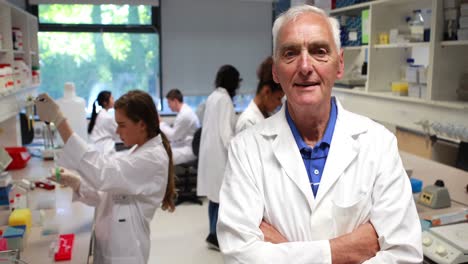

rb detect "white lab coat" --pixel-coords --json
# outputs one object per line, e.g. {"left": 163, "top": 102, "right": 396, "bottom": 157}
{"left": 218, "top": 100, "right": 423, "bottom": 264}
{"left": 235, "top": 100, "right": 264, "bottom": 134}
{"left": 89, "top": 109, "right": 120, "bottom": 155}
{"left": 197, "top": 88, "right": 236, "bottom": 203}
{"left": 58, "top": 133, "right": 169, "bottom": 264}
{"left": 160, "top": 103, "right": 200, "bottom": 164}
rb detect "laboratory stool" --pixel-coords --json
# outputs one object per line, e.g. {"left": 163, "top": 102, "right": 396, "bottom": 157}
{"left": 175, "top": 160, "right": 202, "bottom": 206}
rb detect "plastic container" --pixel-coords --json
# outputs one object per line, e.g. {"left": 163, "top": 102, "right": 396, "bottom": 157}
{"left": 391, "top": 81, "right": 409, "bottom": 96}
{"left": 410, "top": 178, "right": 423, "bottom": 193}
{"left": 56, "top": 82, "right": 88, "bottom": 142}
{"left": 408, "top": 10, "right": 424, "bottom": 42}
{"left": 4, "top": 147, "right": 31, "bottom": 170}
{"left": 8, "top": 184, "right": 28, "bottom": 211}
{"left": 3, "top": 225, "right": 26, "bottom": 251}
{"left": 32, "top": 66, "right": 40, "bottom": 84}
{"left": 9, "top": 208, "right": 32, "bottom": 234}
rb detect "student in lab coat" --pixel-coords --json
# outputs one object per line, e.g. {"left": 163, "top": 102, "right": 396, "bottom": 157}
{"left": 235, "top": 56, "right": 284, "bottom": 134}
{"left": 160, "top": 89, "right": 200, "bottom": 165}
{"left": 35, "top": 90, "right": 176, "bottom": 264}
{"left": 87, "top": 90, "right": 120, "bottom": 154}
{"left": 217, "top": 5, "right": 423, "bottom": 264}
{"left": 197, "top": 65, "right": 241, "bottom": 250}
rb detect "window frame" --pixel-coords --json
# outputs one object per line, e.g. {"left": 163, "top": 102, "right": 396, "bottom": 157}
{"left": 27, "top": 4, "right": 164, "bottom": 110}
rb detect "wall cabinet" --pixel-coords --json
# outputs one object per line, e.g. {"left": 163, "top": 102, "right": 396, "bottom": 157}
{"left": 0, "top": 0, "right": 39, "bottom": 146}
{"left": 329, "top": 0, "right": 468, "bottom": 141}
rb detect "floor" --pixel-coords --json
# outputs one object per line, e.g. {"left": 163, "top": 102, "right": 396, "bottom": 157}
{"left": 148, "top": 199, "right": 223, "bottom": 264}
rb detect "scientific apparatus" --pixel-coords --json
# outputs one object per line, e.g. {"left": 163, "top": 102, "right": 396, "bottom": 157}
{"left": 422, "top": 223, "right": 468, "bottom": 264}
{"left": 418, "top": 180, "right": 451, "bottom": 209}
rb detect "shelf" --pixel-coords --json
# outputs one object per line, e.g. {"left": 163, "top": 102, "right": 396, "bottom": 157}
{"left": 330, "top": 2, "right": 372, "bottom": 15}
{"left": 333, "top": 87, "right": 468, "bottom": 110}
{"left": 441, "top": 40, "right": 468, "bottom": 47}
{"left": 0, "top": 85, "right": 38, "bottom": 98}
{"left": 0, "top": 85, "right": 38, "bottom": 123}
{"left": 373, "top": 42, "right": 429, "bottom": 49}
{"left": 372, "top": 0, "right": 426, "bottom": 6}
{"left": 343, "top": 45, "right": 368, "bottom": 51}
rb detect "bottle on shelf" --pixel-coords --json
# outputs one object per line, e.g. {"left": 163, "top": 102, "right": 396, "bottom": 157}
{"left": 408, "top": 10, "right": 425, "bottom": 42}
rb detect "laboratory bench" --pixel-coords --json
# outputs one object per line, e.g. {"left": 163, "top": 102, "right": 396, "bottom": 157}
{"left": 401, "top": 151, "right": 468, "bottom": 207}
{"left": 3, "top": 151, "right": 468, "bottom": 263}
{"left": 7, "top": 157, "right": 94, "bottom": 264}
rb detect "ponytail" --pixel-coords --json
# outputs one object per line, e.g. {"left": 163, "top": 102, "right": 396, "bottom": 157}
{"left": 88, "top": 90, "right": 112, "bottom": 134}
{"left": 160, "top": 131, "right": 176, "bottom": 212}
{"left": 88, "top": 101, "right": 98, "bottom": 134}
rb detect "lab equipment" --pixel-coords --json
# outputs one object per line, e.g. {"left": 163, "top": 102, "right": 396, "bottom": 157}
{"left": 0, "top": 148, "right": 12, "bottom": 172}
{"left": 9, "top": 208, "right": 32, "bottom": 234}
{"left": 418, "top": 180, "right": 452, "bottom": 209}
{"left": 56, "top": 82, "right": 87, "bottom": 142}
{"left": 42, "top": 122, "right": 57, "bottom": 160}
{"left": 422, "top": 208, "right": 468, "bottom": 227}
{"left": 54, "top": 234, "right": 75, "bottom": 261}
{"left": 410, "top": 178, "right": 423, "bottom": 193}
{"left": 0, "top": 249, "right": 21, "bottom": 263}
{"left": 8, "top": 184, "right": 28, "bottom": 211}
{"left": 4, "top": 147, "right": 30, "bottom": 170}
{"left": 391, "top": 81, "right": 408, "bottom": 96}
{"left": 422, "top": 223, "right": 468, "bottom": 264}
{"left": 3, "top": 226, "right": 26, "bottom": 251}
{"left": 408, "top": 10, "right": 425, "bottom": 42}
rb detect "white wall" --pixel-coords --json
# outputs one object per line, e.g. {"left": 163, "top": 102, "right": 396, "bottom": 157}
{"left": 161, "top": 0, "right": 273, "bottom": 96}
{"left": 6, "top": 0, "right": 25, "bottom": 9}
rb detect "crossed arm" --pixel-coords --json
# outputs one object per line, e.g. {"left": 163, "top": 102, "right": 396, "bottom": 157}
{"left": 260, "top": 220, "right": 380, "bottom": 264}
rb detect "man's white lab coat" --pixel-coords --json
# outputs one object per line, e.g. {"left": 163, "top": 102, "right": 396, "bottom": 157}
{"left": 160, "top": 103, "right": 200, "bottom": 164}
{"left": 218, "top": 100, "right": 423, "bottom": 264}
{"left": 58, "top": 134, "right": 169, "bottom": 264}
{"left": 89, "top": 109, "right": 120, "bottom": 154}
{"left": 235, "top": 100, "right": 264, "bottom": 134}
{"left": 197, "top": 87, "right": 236, "bottom": 203}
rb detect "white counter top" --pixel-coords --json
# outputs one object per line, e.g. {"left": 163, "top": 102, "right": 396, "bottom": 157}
{"left": 8, "top": 157, "right": 94, "bottom": 264}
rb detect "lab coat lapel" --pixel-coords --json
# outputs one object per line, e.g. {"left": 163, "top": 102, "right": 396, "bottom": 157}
{"left": 313, "top": 102, "right": 362, "bottom": 209}
{"left": 264, "top": 106, "right": 315, "bottom": 213}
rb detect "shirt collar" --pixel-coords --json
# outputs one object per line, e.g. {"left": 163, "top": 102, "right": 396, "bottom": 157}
{"left": 286, "top": 97, "right": 338, "bottom": 150}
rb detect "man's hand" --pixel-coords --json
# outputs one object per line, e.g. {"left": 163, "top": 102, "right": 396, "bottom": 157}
{"left": 260, "top": 220, "right": 288, "bottom": 244}
{"left": 330, "top": 222, "right": 380, "bottom": 264}
{"left": 35, "top": 93, "right": 65, "bottom": 126}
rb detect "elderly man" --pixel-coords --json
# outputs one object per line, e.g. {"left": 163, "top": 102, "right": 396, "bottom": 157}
{"left": 217, "top": 5, "right": 422, "bottom": 264}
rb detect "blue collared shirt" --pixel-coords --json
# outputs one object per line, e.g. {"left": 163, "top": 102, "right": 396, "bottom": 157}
{"left": 285, "top": 98, "right": 338, "bottom": 197}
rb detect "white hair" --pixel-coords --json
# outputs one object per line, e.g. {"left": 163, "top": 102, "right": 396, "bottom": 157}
{"left": 272, "top": 5, "right": 341, "bottom": 59}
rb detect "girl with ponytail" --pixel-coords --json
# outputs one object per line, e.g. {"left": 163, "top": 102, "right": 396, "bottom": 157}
{"left": 41, "top": 89, "right": 175, "bottom": 263}
{"left": 88, "top": 91, "right": 120, "bottom": 154}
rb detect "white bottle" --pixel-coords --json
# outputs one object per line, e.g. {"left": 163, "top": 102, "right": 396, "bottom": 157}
{"left": 409, "top": 10, "right": 424, "bottom": 42}
{"left": 56, "top": 82, "right": 88, "bottom": 142}
{"left": 9, "top": 184, "right": 28, "bottom": 211}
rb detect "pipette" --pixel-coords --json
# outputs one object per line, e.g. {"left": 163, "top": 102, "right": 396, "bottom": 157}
{"left": 44, "top": 122, "right": 61, "bottom": 182}
{"left": 37, "top": 95, "right": 61, "bottom": 182}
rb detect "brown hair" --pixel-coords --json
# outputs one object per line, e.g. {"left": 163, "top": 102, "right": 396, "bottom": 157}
{"left": 114, "top": 90, "right": 176, "bottom": 212}
{"left": 256, "top": 56, "right": 282, "bottom": 95}
{"left": 166, "top": 89, "right": 183, "bottom": 103}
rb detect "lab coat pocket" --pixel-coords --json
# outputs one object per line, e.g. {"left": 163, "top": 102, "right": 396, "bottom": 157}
{"left": 331, "top": 190, "right": 371, "bottom": 236}
{"left": 108, "top": 196, "right": 138, "bottom": 260}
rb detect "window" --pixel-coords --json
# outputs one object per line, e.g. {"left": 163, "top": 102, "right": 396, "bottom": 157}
{"left": 32, "top": 4, "right": 161, "bottom": 113}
